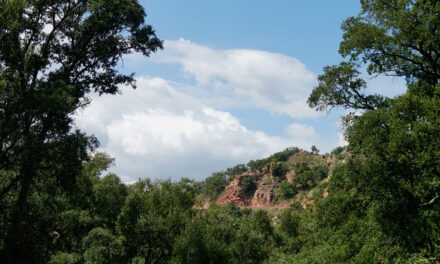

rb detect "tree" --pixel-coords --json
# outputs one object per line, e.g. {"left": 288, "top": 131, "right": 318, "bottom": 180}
{"left": 311, "top": 145, "right": 319, "bottom": 154}
{"left": 241, "top": 176, "right": 256, "bottom": 195}
{"left": 308, "top": 0, "right": 440, "bottom": 112}
{"left": 117, "top": 179, "right": 195, "bottom": 263}
{"left": 307, "top": 0, "right": 440, "bottom": 258}
{"left": 279, "top": 180, "right": 297, "bottom": 200}
{"left": 0, "top": 0, "right": 162, "bottom": 262}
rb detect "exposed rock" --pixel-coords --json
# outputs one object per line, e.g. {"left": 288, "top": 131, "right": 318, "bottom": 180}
{"left": 215, "top": 150, "right": 348, "bottom": 209}
{"left": 250, "top": 174, "right": 280, "bottom": 207}
{"left": 285, "top": 170, "right": 295, "bottom": 183}
{"left": 217, "top": 170, "right": 280, "bottom": 208}
{"left": 217, "top": 172, "right": 255, "bottom": 206}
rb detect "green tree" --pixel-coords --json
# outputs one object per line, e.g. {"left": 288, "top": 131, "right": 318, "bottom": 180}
{"left": 93, "top": 174, "right": 128, "bottom": 228}
{"left": 241, "top": 176, "right": 256, "bottom": 195}
{"left": 311, "top": 165, "right": 328, "bottom": 182}
{"left": 307, "top": 0, "right": 440, "bottom": 258}
{"left": 201, "top": 172, "right": 229, "bottom": 200}
{"left": 311, "top": 145, "right": 319, "bottom": 154}
{"left": 0, "top": 0, "right": 162, "bottom": 262}
{"left": 81, "top": 227, "right": 123, "bottom": 264}
{"left": 271, "top": 162, "right": 288, "bottom": 178}
{"left": 117, "top": 179, "right": 195, "bottom": 263}
{"left": 279, "top": 180, "right": 297, "bottom": 200}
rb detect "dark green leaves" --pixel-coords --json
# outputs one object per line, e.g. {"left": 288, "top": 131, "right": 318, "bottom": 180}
{"left": 308, "top": 62, "right": 388, "bottom": 111}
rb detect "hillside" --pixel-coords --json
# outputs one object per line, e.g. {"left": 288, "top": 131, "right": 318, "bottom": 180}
{"left": 197, "top": 147, "right": 348, "bottom": 210}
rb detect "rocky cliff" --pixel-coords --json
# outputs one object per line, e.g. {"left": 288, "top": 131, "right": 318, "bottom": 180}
{"left": 217, "top": 166, "right": 280, "bottom": 208}
{"left": 216, "top": 150, "right": 346, "bottom": 209}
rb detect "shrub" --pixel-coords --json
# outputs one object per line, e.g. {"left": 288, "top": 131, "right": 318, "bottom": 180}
{"left": 201, "top": 172, "right": 228, "bottom": 200}
{"left": 272, "top": 163, "right": 288, "bottom": 178}
{"left": 331, "top": 146, "right": 346, "bottom": 155}
{"left": 241, "top": 176, "right": 256, "bottom": 195}
{"left": 312, "top": 165, "right": 329, "bottom": 182}
{"left": 294, "top": 170, "right": 315, "bottom": 190}
{"left": 280, "top": 180, "right": 297, "bottom": 200}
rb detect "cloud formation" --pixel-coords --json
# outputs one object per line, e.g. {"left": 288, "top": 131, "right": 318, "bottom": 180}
{"left": 147, "top": 39, "right": 320, "bottom": 118}
{"left": 75, "top": 77, "right": 322, "bottom": 182}
{"left": 74, "top": 40, "right": 359, "bottom": 182}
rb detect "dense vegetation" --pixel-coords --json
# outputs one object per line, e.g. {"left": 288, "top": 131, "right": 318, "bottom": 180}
{"left": 1, "top": 0, "right": 440, "bottom": 263}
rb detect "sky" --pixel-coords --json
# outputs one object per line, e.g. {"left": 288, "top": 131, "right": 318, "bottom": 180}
{"left": 75, "top": 0, "right": 407, "bottom": 183}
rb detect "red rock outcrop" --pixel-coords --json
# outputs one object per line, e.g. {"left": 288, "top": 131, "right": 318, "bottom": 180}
{"left": 250, "top": 173, "right": 280, "bottom": 207}
{"left": 217, "top": 166, "right": 281, "bottom": 208}
{"left": 217, "top": 172, "right": 256, "bottom": 206}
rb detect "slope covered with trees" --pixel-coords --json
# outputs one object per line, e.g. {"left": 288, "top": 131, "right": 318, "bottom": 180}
{"left": 1, "top": 0, "right": 440, "bottom": 263}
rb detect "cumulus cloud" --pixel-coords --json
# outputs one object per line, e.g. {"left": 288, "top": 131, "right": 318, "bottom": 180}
{"left": 138, "top": 39, "right": 321, "bottom": 118}
{"left": 75, "top": 76, "right": 322, "bottom": 182}
{"left": 73, "top": 40, "right": 346, "bottom": 182}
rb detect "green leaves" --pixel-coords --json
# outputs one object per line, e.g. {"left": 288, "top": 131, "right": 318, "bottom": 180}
{"left": 307, "top": 0, "right": 440, "bottom": 259}
{"left": 308, "top": 62, "right": 388, "bottom": 111}
{"left": 0, "top": 1, "right": 162, "bottom": 261}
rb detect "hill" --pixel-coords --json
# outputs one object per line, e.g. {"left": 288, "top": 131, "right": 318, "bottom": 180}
{"left": 196, "top": 147, "right": 348, "bottom": 210}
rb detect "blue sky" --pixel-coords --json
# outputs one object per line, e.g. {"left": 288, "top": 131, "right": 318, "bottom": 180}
{"left": 75, "top": 1, "right": 406, "bottom": 182}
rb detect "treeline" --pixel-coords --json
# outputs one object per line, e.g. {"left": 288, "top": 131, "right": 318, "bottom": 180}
{"left": 1, "top": 151, "right": 427, "bottom": 263}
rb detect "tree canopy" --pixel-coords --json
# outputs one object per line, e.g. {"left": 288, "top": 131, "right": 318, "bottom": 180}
{"left": 0, "top": 0, "right": 162, "bottom": 262}
{"left": 307, "top": 0, "right": 440, "bottom": 260}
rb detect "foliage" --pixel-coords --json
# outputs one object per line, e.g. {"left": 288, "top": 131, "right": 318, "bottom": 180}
{"left": 331, "top": 146, "right": 346, "bottom": 155}
{"left": 292, "top": 162, "right": 326, "bottom": 190}
{"left": 306, "top": 0, "right": 440, "bottom": 260}
{"left": 81, "top": 227, "right": 123, "bottom": 264}
{"left": 200, "top": 172, "right": 228, "bottom": 201}
{"left": 0, "top": 0, "right": 161, "bottom": 262}
{"left": 247, "top": 147, "right": 300, "bottom": 171}
{"left": 117, "top": 179, "right": 195, "bottom": 263}
{"left": 241, "top": 176, "right": 256, "bottom": 195}
{"left": 279, "top": 180, "right": 297, "bottom": 200}
{"left": 271, "top": 162, "right": 288, "bottom": 178}
{"left": 311, "top": 165, "right": 329, "bottom": 182}
{"left": 311, "top": 145, "right": 319, "bottom": 154}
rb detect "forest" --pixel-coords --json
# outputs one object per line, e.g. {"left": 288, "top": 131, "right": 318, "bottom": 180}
{"left": 1, "top": 0, "right": 440, "bottom": 263}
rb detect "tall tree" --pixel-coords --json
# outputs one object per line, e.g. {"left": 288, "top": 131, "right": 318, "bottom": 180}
{"left": 308, "top": 0, "right": 440, "bottom": 112}
{"left": 0, "top": 0, "right": 162, "bottom": 262}
{"left": 307, "top": 0, "right": 440, "bottom": 258}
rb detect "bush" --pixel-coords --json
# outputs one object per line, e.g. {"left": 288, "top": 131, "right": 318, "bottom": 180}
{"left": 247, "top": 147, "right": 300, "bottom": 171}
{"left": 280, "top": 180, "right": 297, "bottom": 200}
{"left": 312, "top": 165, "right": 329, "bottom": 182}
{"left": 278, "top": 208, "right": 300, "bottom": 237}
{"left": 331, "top": 146, "right": 346, "bottom": 155}
{"left": 201, "top": 172, "right": 228, "bottom": 200}
{"left": 272, "top": 163, "right": 288, "bottom": 178}
{"left": 294, "top": 170, "right": 315, "bottom": 190}
{"left": 328, "top": 164, "right": 349, "bottom": 192}
{"left": 241, "top": 176, "right": 256, "bottom": 195}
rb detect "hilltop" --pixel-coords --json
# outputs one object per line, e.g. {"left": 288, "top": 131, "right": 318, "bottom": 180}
{"left": 196, "top": 146, "right": 348, "bottom": 210}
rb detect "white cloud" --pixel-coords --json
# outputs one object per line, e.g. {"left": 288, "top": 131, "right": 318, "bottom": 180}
{"left": 286, "top": 123, "right": 319, "bottom": 146}
{"left": 140, "top": 39, "right": 321, "bottom": 118}
{"left": 75, "top": 76, "right": 322, "bottom": 182}
{"left": 74, "top": 40, "right": 350, "bottom": 182}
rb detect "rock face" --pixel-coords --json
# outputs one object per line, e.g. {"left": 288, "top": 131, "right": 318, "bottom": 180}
{"left": 216, "top": 151, "right": 344, "bottom": 209}
{"left": 217, "top": 172, "right": 255, "bottom": 206}
{"left": 285, "top": 170, "right": 295, "bottom": 183}
{"left": 250, "top": 173, "right": 280, "bottom": 207}
{"left": 217, "top": 165, "right": 281, "bottom": 208}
